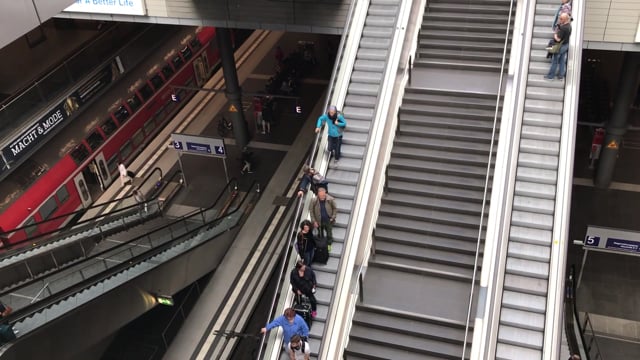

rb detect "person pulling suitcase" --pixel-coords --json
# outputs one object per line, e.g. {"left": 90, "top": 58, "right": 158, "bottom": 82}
{"left": 290, "top": 260, "right": 318, "bottom": 321}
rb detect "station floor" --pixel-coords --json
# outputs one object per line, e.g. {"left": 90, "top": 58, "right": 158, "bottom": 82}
{"left": 568, "top": 125, "right": 640, "bottom": 358}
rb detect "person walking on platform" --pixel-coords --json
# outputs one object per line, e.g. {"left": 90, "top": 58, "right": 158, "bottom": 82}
{"left": 310, "top": 187, "right": 337, "bottom": 250}
{"left": 260, "top": 308, "right": 309, "bottom": 350}
{"left": 287, "top": 334, "right": 311, "bottom": 360}
{"left": 296, "top": 220, "right": 316, "bottom": 267}
{"left": 240, "top": 147, "right": 254, "bottom": 174}
{"left": 545, "top": 13, "right": 572, "bottom": 80}
{"left": 315, "top": 105, "right": 346, "bottom": 165}
{"left": 290, "top": 260, "right": 318, "bottom": 318}
{"left": 118, "top": 162, "right": 132, "bottom": 186}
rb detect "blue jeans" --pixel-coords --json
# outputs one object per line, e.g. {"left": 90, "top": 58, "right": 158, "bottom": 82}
{"left": 328, "top": 136, "right": 342, "bottom": 160}
{"left": 302, "top": 249, "right": 314, "bottom": 266}
{"left": 547, "top": 44, "right": 569, "bottom": 79}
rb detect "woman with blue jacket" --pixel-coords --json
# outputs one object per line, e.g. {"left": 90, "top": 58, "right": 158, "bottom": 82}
{"left": 315, "top": 105, "right": 346, "bottom": 164}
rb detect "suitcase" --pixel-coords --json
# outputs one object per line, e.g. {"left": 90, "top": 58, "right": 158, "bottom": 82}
{"left": 294, "top": 295, "right": 313, "bottom": 329}
{"left": 313, "top": 236, "right": 329, "bottom": 264}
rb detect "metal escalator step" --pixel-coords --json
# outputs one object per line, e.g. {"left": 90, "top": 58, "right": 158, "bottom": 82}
{"left": 425, "top": 11, "right": 512, "bottom": 25}
{"left": 498, "top": 325, "right": 543, "bottom": 350}
{"left": 418, "top": 48, "right": 505, "bottom": 63}
{"left": 414, "top": 57, "right": 503, "bottom": 71}
{"left": 507, "top": 240, "right": 551, "bottom": 262}
{"left": 387, "top": 168, "right": 488, "bottom": 190}
{"left": 524, "top": 98, "right": 563, "bottom": 114}
{"left": 526, "top": 74, "right": 565, "bottom": 89}
{"left": 345, "top": 93, "right": 379, "bottom": 109}
{"left": 509, "top": 225, "right": 551, "bottom": 246}
{"left": 400, "top": 112, "right": 496, "bottom": 131}
{"left": 403, "top": 91, "right": 498, "bottom": 110}
{"left": 503, "top": 273, "right": 548, "bottom": 297}
{"left": 369, "top": 4, "right": 399, "bottom": 16}
{"left": 353, "top": 59, "right": 386, "bottom": 72}
{"left": 364, "top": 16, "right": 396, "bottom": 28}
{"left": 343, "top": 105, "right": 374, "bottom": 120}
{"left": 500, "top": 307, "right": 545, "bottom": 331}
{"left": 374, "top": 227, "right": 478, "bottom": 254}
{"left": 420, "top": 38, "right": 505, "bottom": 52}
{"left": 515, "top": 181, "right": 556, "bottom": 200}
{"left": 427, "top": 3, "right": 512, "bottom": 15}
{"left": 517, "top": 152, "right": 558, "bottom": 170}
{"left": 520, "top": 138, "right": 559, "bottom": 156}
{"left": 511, "top": 210, "right": 553, "bottom": 230}
{"left": 393, "top": 145, "right": 494, "bottom": 166}
{"left": 401, "top": 102, "right": 496, "bottom": 119}
{"left": 395, "top": 134, "right": 492, "bottom": 154}
{"left": 341, "top": 143, "right": 366, "bottom": 158}
{"left": 360, "top": 37, "right": 391, "bottom": 49}
{"left": 380, "top": 203, "right": 484, "bottom": 228}
{"left": 342, "top": 131, "right": 368, "bottom": 146}
{"left": 375, "top": 240, "right": 476, "bottom": 267}
{"left": 506, "top": 257, "right": 549, "bottom": 279}
{"left": 501, "top": 290, "right": 546, "bottom": 313}
{"left": 424, "top": 20, "right": 508, "bottom": 34}
{"left": 512, "top": 195, "right": 554, "bottom": 215}
{"left": 389, "top": 157, "right": 487, "bottom": 178}
{"left": 496, "top": 343, "right": 542, "bottom": 360}
{"left": 326, "top": 169, "right": 360, "bottom": 186}
{"left": 346, "top": 339, "right": 445, "bottom": 360}
{"left": 532, "top": 25, "right": 556, "bottom": 38}
{"left": 351, "top": 70, "right": 383, "bottom": 83}
{"left": 349, "top": 82, "right": 380, "bottom": 96}
{"left": 525, "top": 85, "right": 565, "bottom": 101}
{"left": 362, "top": 25, "right": 394, "bottom": 39}
{"left": 516, "top": 166, "right": 557, "bottom": 184}
{"left": 534, "top": 3, "right": 558, "bottom": 16}
{"left": 371, "top": 253, "right": 476, "bottom": 278}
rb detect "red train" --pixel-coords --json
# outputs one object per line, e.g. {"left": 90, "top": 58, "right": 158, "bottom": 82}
{"left": 0, "top": 27, "right": 219, "bottom": 245}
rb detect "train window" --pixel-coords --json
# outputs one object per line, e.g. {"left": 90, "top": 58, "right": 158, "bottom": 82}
{"left": 190, "top": 38, "right": 202, "bottom": 51}
{"left": 127, "top": 95, "right": 142, "bottom": 113}
{"left": 70, "top": 144, "right": 90, "bottom": 165}
{"left": 101, "top": 118, "right": 118, "bottom": 137}
{"left": 39, "top": 196, "right": 58, "bottom": 220}
{"left": 132, "top": 129, "right": 144, "bottom": 148}
{"left": 150, "top": 74, "right": 164, "bottom": 89}
{"left": 56, "top": 186, "right": 69, "bottom": 205}
{"left": 120, "top": 140, "right": 133, "bottom": 160}
{"left": 86, "top": 130, "right": 105, "bottom": 151}
{"left": 172, "top": 55, "right": 184, "bottom": 70}
{"left": 143, "top": 118, "right": 156, "bottom": 136}
{"left": 24, "top": 217, "right": 38, "bottom": 238}
{"left": 78, "top": 178, "right": 89, "bottom": 203}
{"left": 180, "top": 46, "right": 193, "bottom": 61}
{"left": 107, "top": 155, "right": 119, "bottom": 175}
{"left": 138, "top": 83, "right": 154, "bottom": 102}
{"left": 161, "top": 64, "right": 174, "bottom": 79}
{"left": 114, "top": 105, "right": 130, "bottom": 124}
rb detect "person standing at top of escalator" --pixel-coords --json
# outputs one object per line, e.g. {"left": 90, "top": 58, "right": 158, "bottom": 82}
{"left": 315, "top": 105, "right": 346, "bottom": 165}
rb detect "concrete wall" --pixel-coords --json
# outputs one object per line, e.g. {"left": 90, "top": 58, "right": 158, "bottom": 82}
{"left": 584, "top": 0, "right": 640, "bottom": 43}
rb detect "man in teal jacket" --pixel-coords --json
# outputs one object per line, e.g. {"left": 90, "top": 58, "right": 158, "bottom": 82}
{"left": 315, "top": 105, "right": 346, "bottom": 164}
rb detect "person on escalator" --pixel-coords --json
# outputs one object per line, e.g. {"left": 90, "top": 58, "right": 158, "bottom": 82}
{"left": 260, "top": 308, "right": 309, "bottom": 350}
{"left": 297, "top": 165, "right": 328, "bottom": 197}
{"left": 315, "top": 105, "right": 346, "bottom": 165}
{"left": 544, "top": 13, "right": 572, "bottom": 80}
{"left": 287, "top": 334, "right": 311, "bottom": 360}
{"left": 295, "top": 220, "right": 316, "bottom": 267}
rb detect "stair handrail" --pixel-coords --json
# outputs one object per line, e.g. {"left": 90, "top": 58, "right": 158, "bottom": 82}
{"left": 565, "top": 265, "right": 597, "bottom": 360}
{"left": 463, "top": 0, "right": 519, "bottom": 356}
{"left": 544, "top": 0, "right": 586, "bottom": 355}
{"left": 2, "top": 180, "right": 256, "bottom": 329}
{"left": 258, "top": 0, "right": 364, "bottom": 357}
{"left": 318, "top": 0, "right": 414, "bottom": 357}
{"left": 581, "top": 313, "right": 604, "bottom": 360}
{"left": 469, "top": 0, "right": 534, "bottom": 357}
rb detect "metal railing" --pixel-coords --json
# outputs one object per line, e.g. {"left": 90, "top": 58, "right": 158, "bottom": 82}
{"left": 3, "top": 180, "right": 257, "bottom": 329}
{"left": 255, "top": 0, "right": 362, "bottom": 357}
{"left": 460, "top": 0, "right": 516, "bottom": 356}
{"left": 581, "top": 313, "right": 604, "bottom": 360}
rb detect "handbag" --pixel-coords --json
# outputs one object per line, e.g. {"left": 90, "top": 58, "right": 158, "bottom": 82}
{"left": 548, "top": 41, "right": 563, "bottom": 54}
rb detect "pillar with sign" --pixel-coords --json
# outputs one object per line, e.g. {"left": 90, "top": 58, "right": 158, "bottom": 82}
{"left": 595, "top": 52, "right": 640, "bottom": 189}
{"left": 217, "top": 28, "right": 250, "bottom": 150}
{"left": 171, "top": 133, "right": 228, "bottom": 186}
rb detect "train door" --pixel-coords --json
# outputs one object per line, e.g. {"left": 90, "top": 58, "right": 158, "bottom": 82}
{"left": 193, "top": 53, "right": 210, "bottom": 87}
{"left": 94, "top": 152, "right": 113, "bottom": 188}
{"left": 73, "top": 172, "right": 92, "bottom": 208}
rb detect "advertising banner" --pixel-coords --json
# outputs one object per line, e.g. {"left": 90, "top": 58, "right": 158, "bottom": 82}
{"left": 65, "top": 0, "right": 147, "bottom": 16}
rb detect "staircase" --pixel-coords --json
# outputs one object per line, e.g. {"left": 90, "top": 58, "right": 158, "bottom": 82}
{"left": 344, "top": 0, "right": 514, "bottom": 358}
{"left": 495, "top": 0, "right": 565, "bottom": 358}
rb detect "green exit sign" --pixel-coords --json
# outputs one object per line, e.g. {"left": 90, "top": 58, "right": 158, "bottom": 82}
{"left": 156, "top": 295, "right": 174, "bottom": 306}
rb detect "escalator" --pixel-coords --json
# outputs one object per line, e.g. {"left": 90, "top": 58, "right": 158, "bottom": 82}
{"left": 0, "top": 180, "right": 257, "bottom": 359}
{"left": 344, "top": 0, "right": 514, "bottom": 358}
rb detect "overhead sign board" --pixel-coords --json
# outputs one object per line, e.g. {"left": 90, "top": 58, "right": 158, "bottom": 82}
{"left": 584, "top": 225, "right": 640, "bottom": 255}
{"left": 64, "top": 0, "right": 147, "bottom": 16}
{"left": 171, "top": 133, "right": 226, "bottom": 159}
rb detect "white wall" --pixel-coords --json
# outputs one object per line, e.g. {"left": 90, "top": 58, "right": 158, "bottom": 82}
{"left": 584, "top": 0, "right": 640, "bottom": 43}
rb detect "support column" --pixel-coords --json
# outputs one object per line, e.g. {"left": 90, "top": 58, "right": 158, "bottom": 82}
{"left": 216, "top": 28, "right": 250, "bottom": 150}
{"left": 595, "top": 52, "right": 640, "bottom": 189}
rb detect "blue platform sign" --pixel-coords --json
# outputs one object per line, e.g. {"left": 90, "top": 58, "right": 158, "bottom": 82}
{"left": 584, "top": 226, "right": 640, "bottom": 256}
{"left": 171, "top": 133, "right": 225, "bottom": 159}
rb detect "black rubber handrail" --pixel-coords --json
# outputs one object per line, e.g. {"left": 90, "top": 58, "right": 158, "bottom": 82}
{"left": 0, "top": 177, "right": 238, "bottom": 302}
{"left": 4, "top": 180, "right": 254, "bottom": 327}
{"left": 0, "top": 166, "right": 167, "bottom": 253}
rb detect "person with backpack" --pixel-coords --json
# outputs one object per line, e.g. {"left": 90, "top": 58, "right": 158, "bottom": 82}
{"left": 297, "top": 165, "right": 328, "bottom": 197}
{"left": 315, "top": 105, "right": 346, "bottom": 165}
{"left": 260, "top": 308, "right": 309, "bottom": 350}
{"left": 290, "top": 260, "right": 318, "bottom": 319}
{"left": 287, "top": 334, "right": 311, "bottom": 360}
{"left": 295, "top": 220, "right": 316, "bottom": 267}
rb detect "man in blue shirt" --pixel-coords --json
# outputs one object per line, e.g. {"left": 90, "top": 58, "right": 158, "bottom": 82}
{"left": 315, "top": 105, "right": 346, "bottom": 164}
{"left": 261, "top": 308, "right": 310, "bottom": 349}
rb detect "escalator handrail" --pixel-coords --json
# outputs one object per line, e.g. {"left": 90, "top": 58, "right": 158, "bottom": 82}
{"left": 4, "top": 180, "right": 256, "bottom": 327}
{"left": 0, "top": 177, "right": 238, "bottom": 305}
{"left": 0, "top": 166, "right": 167, "bottom": 254}
{"left": 256, "top": 0, "right": 362, "bottom": 356}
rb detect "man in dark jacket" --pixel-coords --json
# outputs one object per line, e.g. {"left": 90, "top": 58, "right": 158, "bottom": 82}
{"left": 309, "top": 188, "right": 337, "bottom": 249}
{"left": 297, "top": 165, "right": 328, "bottom": 197}
{"left": 290, "top": 261, "right": 318, "bottom": 318}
